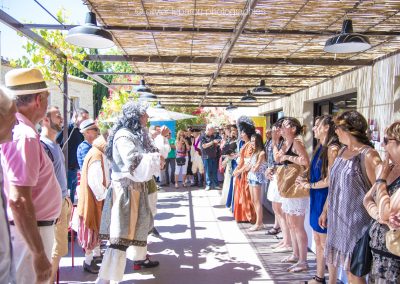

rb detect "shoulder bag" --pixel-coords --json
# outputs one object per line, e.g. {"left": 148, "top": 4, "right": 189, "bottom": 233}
{"left": 350, "top": 225, "right": 372, "bottom": 277}
{"left": 276, "top": 163, "right": 309, "bottom": 198}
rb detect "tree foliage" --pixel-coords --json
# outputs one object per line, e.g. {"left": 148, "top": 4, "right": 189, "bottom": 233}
{"left": 11, "top": 9, "right": 87, "bottom": 90}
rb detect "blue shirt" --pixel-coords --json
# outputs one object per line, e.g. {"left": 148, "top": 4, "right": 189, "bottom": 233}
{"left": 77, "top": 141, "right": 92, "bottom": 169}
{"left": 40, "top": 136, "right": 68, "bottom": 199}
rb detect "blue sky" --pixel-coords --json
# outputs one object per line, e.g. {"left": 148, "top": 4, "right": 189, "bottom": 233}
{"left": 0, "top": 0, "right": 89, "bottom": 60}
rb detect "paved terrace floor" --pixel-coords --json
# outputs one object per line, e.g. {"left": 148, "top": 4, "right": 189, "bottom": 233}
{"left": 59, "top": 186, "right": 324, "bottom": 284}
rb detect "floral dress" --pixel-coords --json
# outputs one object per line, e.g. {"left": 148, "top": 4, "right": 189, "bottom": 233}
{"left": 369, "top": 176, "right": 400, "bottom": 283}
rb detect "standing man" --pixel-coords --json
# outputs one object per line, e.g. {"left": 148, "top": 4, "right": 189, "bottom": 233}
{"left": 57, "top": 108, "right": 89, "bottom": 203}
{"left": 40, "top": 106, "right": 72, "bottom": 282}
{"left": 77, "top": 119, "right": 99, "bottom": 169}
{"left": 1, "top": 68, "right": 62, "bottom": 283}
{"left": 0, "top": 88, "right": 17, "bottom": 284}
{"left": 200, "top": 124, "right": 221, "bottom": 191}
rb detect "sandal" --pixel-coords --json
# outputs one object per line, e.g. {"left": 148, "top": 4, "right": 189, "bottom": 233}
{"left": 280, "top": 255, "right": 298, "bottom": 263}
{"left": 288, "top": 261, "right": 309, "bottom": 273}
{"left": 266, "top": 227, "right": 281, "bottom": 235}
{"left": 248, "top": 224, "right": 264, "bottom": 231}
{"left": 305, "top": 275, "right": 326, "bottom": 283}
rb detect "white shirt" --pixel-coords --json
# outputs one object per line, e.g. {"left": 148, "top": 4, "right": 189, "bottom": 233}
{"left": 87, "top": 154, "right": 110, "bottom": 201}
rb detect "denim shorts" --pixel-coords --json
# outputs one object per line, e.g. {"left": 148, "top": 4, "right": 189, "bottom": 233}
{"left": 248, "top": 179, "right": 262, "bottom": 186}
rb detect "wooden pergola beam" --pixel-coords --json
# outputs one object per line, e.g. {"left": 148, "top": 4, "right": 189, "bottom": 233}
{"left": 22, "top": 24, "right": 400, "bottom": 37}
{"left": 85, "top": 54, "right": 371, "bottom": 66}
{"left": 110, "top": 82, "right": 305, "bottom": 88}
{"left": 88, "top": 71, "right": 329, "bottom": 78}
{"left": 154, "top": 92, "right": 289, "bottom": 97}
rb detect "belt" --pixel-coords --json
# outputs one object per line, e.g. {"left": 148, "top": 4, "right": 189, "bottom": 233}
{"left": 9, "top": 220, "right": 57, "bottom": 226}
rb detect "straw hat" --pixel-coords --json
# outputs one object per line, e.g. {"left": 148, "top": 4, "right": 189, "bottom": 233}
{"left": 5, "top": 68, "right": 49, "bottom": 96}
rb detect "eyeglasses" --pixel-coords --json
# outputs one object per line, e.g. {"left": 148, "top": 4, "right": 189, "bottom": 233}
{"left": 383, "top": 137, "right": 397, "bottom": 145}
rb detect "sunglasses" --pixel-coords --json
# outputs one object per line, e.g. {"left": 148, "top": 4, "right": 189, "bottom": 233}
{"left": 87, "top": 127, "right": 100, "bottom": 132}
{"left": 383, "top": 137, "right": 397, "bottom": 145}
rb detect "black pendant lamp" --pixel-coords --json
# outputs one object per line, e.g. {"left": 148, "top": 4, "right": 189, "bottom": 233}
{"left": 241, "top": 90, "right": 257, "bottom": 102}
{"left": 133, "top": 79, "right": 157, "bottom": 101}
{"left": 324, "top": 19, "right": 371, "bottom": 53}
{"left": 226, "top": 101, "right": 238, "bottom": 111}
{"left": 252, "top": 80, "right": 272, "bottom": 95}
{"left": 66, "top": 12, "right": 114, "bottom": 49}
{"left": 155, "top": 101, "right": 165, "bottom": 109}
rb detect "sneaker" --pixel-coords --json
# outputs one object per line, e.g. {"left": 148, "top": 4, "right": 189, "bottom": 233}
{"left": 83, "top": 260, "right": 100, "bottom": 274}
{"left": 214, "top": 185, "right": 222, "bottom": 190}
{"left": 133, "top": 256, "right": 160, "bottom": 270}
{"left": 205, "top": 186, "right": 211, "bottom": 191}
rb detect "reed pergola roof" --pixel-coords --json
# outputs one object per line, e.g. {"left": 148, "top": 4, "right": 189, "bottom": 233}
{"left": 85, "top": 0, "right": 400, "bottom": 107}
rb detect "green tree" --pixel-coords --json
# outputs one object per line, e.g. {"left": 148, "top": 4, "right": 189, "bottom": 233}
{"left": 11, "top": 9, "right": 87, "bottom": 90}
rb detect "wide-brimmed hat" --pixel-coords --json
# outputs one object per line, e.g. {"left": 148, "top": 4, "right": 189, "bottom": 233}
{"left": 5, "top": 68, "right": 49, "bottom": 96}
{"left": 80, "top": 119, "right": 96, "bottom": 133}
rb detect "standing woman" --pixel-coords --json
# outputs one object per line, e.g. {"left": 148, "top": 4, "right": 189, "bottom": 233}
{"left": 175, "top": 130, "right": 190, "bottom": 188}
{"left": 278, "top": 117, "right": 310, "bottom": 272}
{"left": 363, "top": 121, "right": 400, "bottom": 283}
{"left": 324, "top": 111, "right": 381, "bottom": 284}
{"left": 232, "top": 116, "right": 256, "bottom": 223}
{"left": 300, "top": 115, "right": 340, "bottom": 283}
{"left": 247, "top": 133, "right": 267, "bottom": 231}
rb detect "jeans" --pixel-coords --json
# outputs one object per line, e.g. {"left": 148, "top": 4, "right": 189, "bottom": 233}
{"left": 67, "top": 168, "right": 78, "bottom": 203}
{"left": 165, "top": 158, "right": 176, "bottom": 184}
{"left": 203, "top": 158, "right": 218, "bottom": 187}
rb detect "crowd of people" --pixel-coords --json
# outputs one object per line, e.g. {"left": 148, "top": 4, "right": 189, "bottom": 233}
{"left": 0, "top": 67, "right": 400, "bottom": 284}
{"left": 217, "top": 113, "right": 400, "bottom": 283}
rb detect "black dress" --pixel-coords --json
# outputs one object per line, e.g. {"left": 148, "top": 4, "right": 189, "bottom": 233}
{"left": 369, "top": 176, "right": 400, "bottom": 283}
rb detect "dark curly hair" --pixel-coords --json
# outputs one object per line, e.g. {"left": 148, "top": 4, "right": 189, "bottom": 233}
{"left": 334, "top": 110, "right": 373, "bottom": 148}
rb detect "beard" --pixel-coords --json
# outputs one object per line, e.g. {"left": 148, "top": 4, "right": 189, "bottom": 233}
{"left": 49, "top": 118, "right": 62, "bottom": 132}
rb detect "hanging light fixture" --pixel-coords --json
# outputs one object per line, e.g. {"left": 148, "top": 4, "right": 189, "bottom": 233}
{"left": 226, "top": 101, "right": 238, "bottom": 111}
{"left": 252, "top": 79, "right": 272, "bottom": 95}
{"left": 324, "top": 19, "right": 371, "bottom": 53}
{"left": 155, "top": 101, "right": 165, "bottom": 109}
{"left": 241, "top": 90, "right": 257, "bottom": 102}
{"left": 133, "top": 79, "right": 157, "bottom": 101}
{"left": 66, "top": 12, "right": 115, "bottom": 49}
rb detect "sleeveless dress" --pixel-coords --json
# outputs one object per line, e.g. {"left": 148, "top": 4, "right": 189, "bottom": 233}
{"left": 247, "top": 152, "right": 267, "bottom": 185}
{"left": 233, "top": 142, "right": 256, "bottom": 223}
{"left": 325, "top": 146, "right": 372, "bottom": 270}
{"left": 309, "top": 145, "right": 328, "bottom": 234}
{"left": 226, "top": 140, "right": 243, "bottom": 211}
{"left": 369, "top": 176, "right": 400, "bottom": 283}
{"left": 281, "top": 143, "right": 309, "bottom": 216}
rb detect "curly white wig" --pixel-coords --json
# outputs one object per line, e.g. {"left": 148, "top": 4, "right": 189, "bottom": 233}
{"left": 106, "top": 101, "right": 154, "bottom": 160}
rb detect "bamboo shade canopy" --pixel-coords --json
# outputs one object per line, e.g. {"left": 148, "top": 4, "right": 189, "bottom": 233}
{"left": 86, "top": 0, "right": 400, "bottom": 106}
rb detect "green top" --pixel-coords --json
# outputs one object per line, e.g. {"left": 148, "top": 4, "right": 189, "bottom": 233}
{"left": 167, "top": 137, "right": 176, "bottom": 159}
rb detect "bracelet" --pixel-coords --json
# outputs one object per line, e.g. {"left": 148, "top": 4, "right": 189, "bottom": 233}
{"left": 376, "top": 179, "right": 387, "bottom": 184}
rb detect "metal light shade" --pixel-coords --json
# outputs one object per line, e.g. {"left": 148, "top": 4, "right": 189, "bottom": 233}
{"left": 226, "top": 101, "right": 238, "bottom": 110}
{"left": 155, "top": 101, "right": 165, "bottom": 109}
{"left": 134, "top": 79, "right": 157, "bottom": 101}
{"left": 66, "top": 12, "right": 114, "bottom": 49}
{"left": 241, "top": 90, "right": 257, "bottom": 102}
{"left": 324, "top": 19, "right": 371, "bottom": 53}
{"left": 252, "top": 79, "right": 272, "bottom": 95}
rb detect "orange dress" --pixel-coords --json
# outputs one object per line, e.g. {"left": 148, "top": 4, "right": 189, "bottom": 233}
{"left": 233, "top": 142, "right": 256, "bottom": 223}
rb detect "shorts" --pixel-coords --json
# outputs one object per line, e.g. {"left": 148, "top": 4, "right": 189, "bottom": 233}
{"left": 248, "top": 179, "right": 262, "bottom": 186}
{"left": 52, "top": 197, "right": 72, "bottom": 258}
{"left": 281, "top": 197, "right": 309, "bottom": 216}
{"left": 266, "top": 177, "right": 283, "bottom": 203}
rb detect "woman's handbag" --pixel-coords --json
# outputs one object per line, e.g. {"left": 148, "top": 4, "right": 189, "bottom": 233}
{"left": 176, "top": 157, "right": 186, "bottom": 166}
{"left": 350, "top": 226, "right": 372, "bottom": 277}
{"left": 275, "top": 164, "right": 309, "bottom": 198}
{"left": 386, "top": 229, "right": 400, "bottom": 257}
